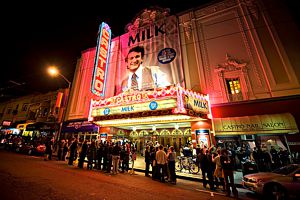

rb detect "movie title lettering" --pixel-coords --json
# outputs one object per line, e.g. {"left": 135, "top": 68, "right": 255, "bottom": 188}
{"left": 128, "top": 23, "right": 166, "bottom": 46}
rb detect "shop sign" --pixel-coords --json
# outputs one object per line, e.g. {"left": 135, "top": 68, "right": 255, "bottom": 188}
{"left": 91, "top": 22, "right": 112, "bottom": 97}
{"left": 2, "top": 120, "right": 11, "bottom": 126}
{"left": 214, "top": 113, "right": 299, "bottom": 135}
{"left": 222, "top": 122, "right": 286, "bottom": 131}
{"left": 62, "top": 121, "right": 98, "bottom": 133}
{"left": 91, "top": 98, "right": 177, "bottom": 116}
{"left": 287, "top": 142, "right": 300, "bottom": 146}
{"left": 184, "top": 95, "right": 209, "bottom": 114}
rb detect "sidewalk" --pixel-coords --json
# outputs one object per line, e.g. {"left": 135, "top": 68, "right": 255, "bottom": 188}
{"left": 59, "top": 160, "right": 254, "bottom": 199}
{"left": 52, "top": 152, "right": 244, "bottom": 188}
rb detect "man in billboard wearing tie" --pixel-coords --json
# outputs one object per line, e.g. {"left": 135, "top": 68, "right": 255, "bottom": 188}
{"left": 121, "top": 46, "right": 171, "bottom": 92}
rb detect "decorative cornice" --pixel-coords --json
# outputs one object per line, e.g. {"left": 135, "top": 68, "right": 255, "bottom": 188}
{"left": 215, "top": 54, "right": 247, "bottom": 72}
{"left": 125, "top": 7, "right": 170, "bottom": 32}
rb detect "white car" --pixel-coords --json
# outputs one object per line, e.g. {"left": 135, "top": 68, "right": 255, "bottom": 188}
{"left": 242, "top": 164, "right": 300, "bottom": 199}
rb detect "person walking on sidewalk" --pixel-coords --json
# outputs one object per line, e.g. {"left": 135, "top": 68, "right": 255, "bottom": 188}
{"left": 220, "top": 148, "right": 238, "bottom": 198}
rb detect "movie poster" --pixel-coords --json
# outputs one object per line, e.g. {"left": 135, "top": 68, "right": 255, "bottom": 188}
{"left": 110, "top": 15, "right": 184, "bottom": 96}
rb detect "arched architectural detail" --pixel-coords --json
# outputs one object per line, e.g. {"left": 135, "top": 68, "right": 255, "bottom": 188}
{"left": 215, "top": 54, "right": 253, "bottom": 102}
{"left": 184, "top": 128, "right": 192, "bottom": 136}
{"left": 171, "top": 129, "right": 183, "bottom": 135}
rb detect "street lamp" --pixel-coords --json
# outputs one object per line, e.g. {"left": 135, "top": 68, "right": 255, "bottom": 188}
{"left": 48, "top": 66, "right": 71, "bottom": 145}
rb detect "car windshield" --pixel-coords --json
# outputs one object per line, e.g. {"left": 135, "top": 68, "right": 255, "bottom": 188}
{"left": 272, "top": 165, "right": 299, "bottom": 175}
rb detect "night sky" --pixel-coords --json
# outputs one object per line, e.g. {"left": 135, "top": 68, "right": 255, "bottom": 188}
{"left": 1, "top": 0, "right": 298, "bottom": 102}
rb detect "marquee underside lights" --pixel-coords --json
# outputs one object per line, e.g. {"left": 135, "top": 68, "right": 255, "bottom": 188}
{"left": 93, "top": 115, "right": 206, "bottom": 127}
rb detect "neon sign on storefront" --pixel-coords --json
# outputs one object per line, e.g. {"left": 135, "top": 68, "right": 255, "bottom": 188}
{"left": 91, "top": 22, "right": 112, "bottom": 97}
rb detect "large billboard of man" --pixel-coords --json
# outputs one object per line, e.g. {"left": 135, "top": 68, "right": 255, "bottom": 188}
{"left": 113, "top": 11, "right": 184, "bottom": 95}
{"left": 120, "top": 45, "right": 171, "bottom": 92}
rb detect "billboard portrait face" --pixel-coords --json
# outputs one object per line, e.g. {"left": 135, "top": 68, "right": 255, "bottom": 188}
{"left": 111, "top": 15, "right": 184, "bottom": 95}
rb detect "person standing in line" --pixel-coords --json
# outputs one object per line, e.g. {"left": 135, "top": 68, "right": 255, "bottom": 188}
{"left": 120, "top": 144, "right": 126, "bottom": 173}
{"left": 151, "top": 147, "right": 158, "bottom": 180}
{"left": 87, "top": 141, "right": 97, "bottom": 170}
{"left": 78, "top": 140, "right": 88, "bottom": 168}
{"left": 97, "top": 140, "right": 104, "bottom": 170}
{"left": 57, "top": 139, "right": 64, "bottom": 161}
{"left": 156, "top": 145, "right": 167, "bottom": 183}
{"left": 102, "top": 141, "right": 108, "bottom": 171}
{"left": 167, "top": 146, "right": 176, "bottom": 184}
{"left": 107, "top": 142, "right": 113, "bottom": 173}
{"left": 62, "top": 139, "right": 68, "bottom": 161}
{"left": 144, "top": 145, "right": 151, "bottom": 177}
{"left": 130, "top": 147, "right": 137, "bottom": 175}
{"left": 207, "top": 147, "right": 216, "bottom": 190}
{"left": 220, "top": 148, "right": 238, "bottom": 198}
{"left": 198, "top": 148, "right": 209, "bottom": 189}
{"left": 112, "top": 142, "right": 121, "bottom": 175}
{"left": 68, "top": 138, "right": 78, "bottom": 166}
{"left": 212, "top": 149, "right": 225, "bottom": 191}
{"left": 124, "top": 143, "right": 130, "bottom": 173}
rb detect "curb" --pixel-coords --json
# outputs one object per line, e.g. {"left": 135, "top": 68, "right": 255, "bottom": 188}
{"left": 133, "top": 168, "right": 243, "bottom": 188}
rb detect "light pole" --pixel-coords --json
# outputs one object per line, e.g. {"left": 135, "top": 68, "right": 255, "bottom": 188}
{"left": 48, "top": 66, "right": 71, "bottom": 145}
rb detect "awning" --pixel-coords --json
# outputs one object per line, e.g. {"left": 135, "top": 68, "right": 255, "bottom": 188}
{"left": 213, "top": 113, "right": 299, "bottom": 136}
{"left": 62, "top": 121, "right": 99, "bottom": 133}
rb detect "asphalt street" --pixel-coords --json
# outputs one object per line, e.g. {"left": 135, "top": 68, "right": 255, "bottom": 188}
{"left": 0, "top": 150, "right": 257, "bottom": 200}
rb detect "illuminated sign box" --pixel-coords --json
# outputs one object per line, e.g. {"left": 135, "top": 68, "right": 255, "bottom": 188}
{"left": 91, "top": 22, "right": 112, "bottom": 97}
{"left": 2, "top": 120, "right": 12, "bottom": 126}
{"left": 89, "top": 86, "right": 211, "bottom": 119}
{"left": 195, "top": 129, "right": 210, "bottom": 135}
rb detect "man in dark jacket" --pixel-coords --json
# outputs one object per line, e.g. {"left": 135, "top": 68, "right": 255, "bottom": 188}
{"left": 198, "top": 148, "right": 209, "bottom": 188}
{"left": 220, "top": 148, "right": 238, "bottom": 198}
{"left": 144, "top": 146, "right": 151, "bottom": 177}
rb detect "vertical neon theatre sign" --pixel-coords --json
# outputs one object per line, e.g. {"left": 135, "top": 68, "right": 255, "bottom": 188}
{"left": 91, "top": 22, "right": 112, "bottom": 97}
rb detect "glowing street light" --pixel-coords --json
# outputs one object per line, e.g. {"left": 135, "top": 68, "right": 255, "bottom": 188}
{"left": 48, "top": 66, "right": 71, "bottom": 88}
{"left": 48, "top": 66, "right": 71, "bottom": 145}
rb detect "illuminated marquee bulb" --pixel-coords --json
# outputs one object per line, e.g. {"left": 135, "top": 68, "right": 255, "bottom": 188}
{"left": 175, "top": 123, "right": 179, "bottom": 130}
{"left": 152, "top": 125, "right": 156, "bottom": 131}
{"left": 132, "top": 126, "right": 137, "bottom": 131}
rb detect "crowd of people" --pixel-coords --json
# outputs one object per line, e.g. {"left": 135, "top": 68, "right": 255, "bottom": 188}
{"left": 196, "top": 146, "right": 238, "bottom": 198}
{"left": 55, "top": 138, "right": 177, "bottom": 185}
{"left": 6, "top": 134, "right": 299, "bottom": 199}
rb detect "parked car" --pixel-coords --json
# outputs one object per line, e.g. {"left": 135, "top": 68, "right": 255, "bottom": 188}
{"left": 33, "top": 143, "right": 46, "bottom": 155}
{"left": 16, "top": 142, "right": 46, "bottom": 156}
{"left": 242, "top": 164, "right": 300, "bottom": 199}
